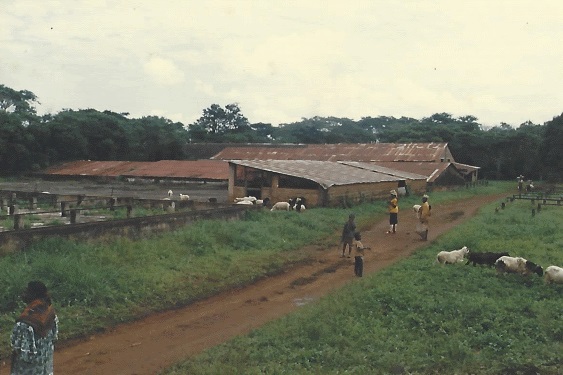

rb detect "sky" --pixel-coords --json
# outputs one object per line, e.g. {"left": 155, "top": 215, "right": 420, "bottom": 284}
{"left": 2, "top": 1, "right": 562, "bottom": 128}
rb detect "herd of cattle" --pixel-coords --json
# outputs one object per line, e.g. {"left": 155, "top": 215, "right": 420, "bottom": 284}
{"left": 435, "top": 246, "right": 562, "bottom": 285}
{"left": 234, "top": 196, "right": 306, "bottom": 212}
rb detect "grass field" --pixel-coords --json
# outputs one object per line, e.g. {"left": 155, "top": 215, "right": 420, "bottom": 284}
{"left": 162, "top": 185, "right": 563, "bottom": 375}
{"left": 1, "top": 181, "right": 560, "bottom": 374}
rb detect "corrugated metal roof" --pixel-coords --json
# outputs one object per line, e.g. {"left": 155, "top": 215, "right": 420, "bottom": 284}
{"left": 41, "top": 160, "right": 229, "bottom": 181}
{"left": 338, "top": 161, "right": 428, "bottom": 180}
{"left": 213, "top": 143, "right": 449, "bottom": 162}
{"left": 230, "top": 160, "right": 403, "bottom": 189}
{"left": 124, "top": 160, "right": 229, "bottom": 180}
{"left": 42, "top": 161, "right": 147, "bottom": 177}
{"left": 373, "top": 161, "right": 457, "bottom": 183}
{"left": 452, "top": 162, "right": 480, "bottom": 174}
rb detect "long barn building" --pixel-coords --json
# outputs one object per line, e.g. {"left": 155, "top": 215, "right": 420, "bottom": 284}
{"left": 228, "top": 159, "right": 428, "bottom": 207}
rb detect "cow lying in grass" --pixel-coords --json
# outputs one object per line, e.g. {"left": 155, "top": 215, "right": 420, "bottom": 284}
{"left": 495, "top": 256, "right": 543, "bottom": 276}
{"left": 466, "top": 251, "right": 510, "bottom": 267}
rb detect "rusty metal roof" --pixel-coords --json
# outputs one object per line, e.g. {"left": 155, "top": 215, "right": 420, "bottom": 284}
{"left": 230, "top": 160, "right": 403, "bottom": 189}
{"left": 42, "top": 161, "right": 145, "bottom": 177}
{"left": 338, "top": 162, "right": 428, "bottom": 180}
{"left": 213, "top": 143, "right": 449, "bottom": 162}
{"left": 125, "top": 160, "right": 229, "bottom": 180}
{"left": 42, "top": 160, "right": 229, "bottom": 181}
{"left": 373, "top": 161, "right": 458, "bottom": 183}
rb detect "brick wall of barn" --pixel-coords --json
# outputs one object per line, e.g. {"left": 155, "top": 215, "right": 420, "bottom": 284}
{"left": 327, "top": 182, "right": 397, "bottom": 207}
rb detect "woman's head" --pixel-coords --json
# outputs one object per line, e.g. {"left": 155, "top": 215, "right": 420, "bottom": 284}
{"left": 23, "top": 280, "right": 49, "bottom": 303}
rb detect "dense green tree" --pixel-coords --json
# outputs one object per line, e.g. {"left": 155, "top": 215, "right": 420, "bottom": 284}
{"left": 188, "top": 103, "right": 250, "bottom": 142}
{"left": 46, "top": 109, "right": 129, "bottom": 160}
{"left": 274, "top": 116, "right": 377, "bottom": 144}
{"left": 249, "top": 122, "right": 276, "bottom": 142}
{"left": 0, "top": 85, "right": 41, "bottom": 173}
{"left": 128, "top": 116, "right": 188, "bottom": 161}
{"left": 539, "top": 113, "right": 563, "bottom": 181}
{"left": 0, "top": 112, "right": 37, "bottom": 175}
{"left": 0, "top": 84, "right": 39, "bottom": 117}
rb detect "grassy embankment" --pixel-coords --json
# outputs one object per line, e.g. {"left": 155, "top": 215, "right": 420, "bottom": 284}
{"left": 0, "top": 182, "right": 542, "bottom": 366}
{"left": 163, "top": 183, "right": 562, "bottom": 375}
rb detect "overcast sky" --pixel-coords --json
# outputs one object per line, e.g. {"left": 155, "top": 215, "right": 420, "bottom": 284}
{"left": 2, "top": 1, "right": 562, "bottom": 128}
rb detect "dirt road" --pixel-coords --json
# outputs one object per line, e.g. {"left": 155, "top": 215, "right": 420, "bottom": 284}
{"left": 10, "top": 193, "right": 502, "bottom": 375}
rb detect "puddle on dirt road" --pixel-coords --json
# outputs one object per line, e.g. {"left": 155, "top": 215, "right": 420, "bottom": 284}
{"left": 293, "top": 296, "right": 315, "bottom": 306}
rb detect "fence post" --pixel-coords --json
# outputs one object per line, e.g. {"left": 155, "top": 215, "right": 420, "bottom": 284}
{"left": 29, "top": 197, "right": 38, "bottom": 210}
{"left": 109, "top": 197, "right": 116, "bottom": 211}
{"left": 14, "top": 214, "right": 24, "bottom": 230}
{"left": 70, "top": 209, "right": 79, "bottom": 224}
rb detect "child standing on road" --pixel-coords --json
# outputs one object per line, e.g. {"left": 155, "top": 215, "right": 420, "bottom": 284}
{"left": 386, "top": 190, "right": 399, "bottom": 234}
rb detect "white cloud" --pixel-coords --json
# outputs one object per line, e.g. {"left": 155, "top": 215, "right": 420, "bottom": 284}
{"left": 143, "top": 57, "right": 185, "bottom": 85}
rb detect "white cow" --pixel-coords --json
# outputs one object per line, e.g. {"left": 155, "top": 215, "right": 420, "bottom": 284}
{"left": 270, "top": 202, "right": 291, "bottom": 211}
{"left": 436, "top": 246, "right": 469, "bottom": 264}
{"left": 544, "top": 265, "right": 563, "bottom": 284}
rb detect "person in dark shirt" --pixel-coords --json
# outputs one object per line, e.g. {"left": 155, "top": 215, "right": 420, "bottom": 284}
{"left": 341, "top": 213, "right": 356, "bottom": 258}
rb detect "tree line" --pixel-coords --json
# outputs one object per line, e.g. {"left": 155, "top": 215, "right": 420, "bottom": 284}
{"left": 1, "top": 84, "right": 561, "bottom": 181}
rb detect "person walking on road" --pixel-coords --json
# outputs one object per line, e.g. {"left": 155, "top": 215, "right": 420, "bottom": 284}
{"left": 386, "top": 190, "right": 399, "bottom": 234}
{"left": 341, "top": 213, "right": 357, "bottom": 258}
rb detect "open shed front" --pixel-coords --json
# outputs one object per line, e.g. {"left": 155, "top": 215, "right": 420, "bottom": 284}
{"left": 228, "top": 160, "right": 427, "bottom": 208}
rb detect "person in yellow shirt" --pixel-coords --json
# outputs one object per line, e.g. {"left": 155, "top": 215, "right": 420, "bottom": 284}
{"left": 417, "top": 194, "right": 431, "bottom": 241}
{"left": 386, "top": 190, "right": 399, "bottom": 234}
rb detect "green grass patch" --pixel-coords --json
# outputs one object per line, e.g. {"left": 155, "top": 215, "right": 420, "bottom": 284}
{"left": 162, "top": 185, "right": 562, "bottom": 375}
{"left": 0, "top": 181, "right": 528, "bottom": 369}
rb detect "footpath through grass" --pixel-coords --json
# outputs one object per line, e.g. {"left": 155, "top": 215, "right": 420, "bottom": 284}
{"left": 0, "top": 182, "right": 544, "bottom": 366}
{"left": 163, "top": 183, "right": 562, "bottom": 375}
